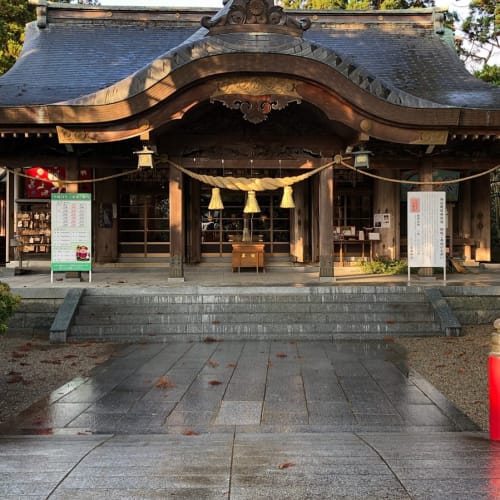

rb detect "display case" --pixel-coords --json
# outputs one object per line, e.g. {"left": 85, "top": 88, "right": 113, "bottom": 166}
{"left": 15, "top": 201, "right": 51, "bottom": 256}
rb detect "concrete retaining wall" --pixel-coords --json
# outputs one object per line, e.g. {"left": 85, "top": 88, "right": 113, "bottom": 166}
{"left": 440, "top": 286, "right": 500, "bottom": 325}
{"left": 7, "top": 289, "right": 66, "bottom": 336}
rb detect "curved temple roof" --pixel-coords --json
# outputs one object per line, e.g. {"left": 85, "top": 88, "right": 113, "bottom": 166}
{"left": 0, "top": 2, "right": 499, "bottom": 118}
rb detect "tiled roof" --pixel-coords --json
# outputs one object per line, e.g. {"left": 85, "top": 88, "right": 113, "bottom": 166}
{"left": 0, "top": 4, "right": 498, "bottom": 110}
{"left": 0, "top": 22, "right": 198, "bottom": 105}
{"left": 306, "top": 26, "right": 500, "bottom": 109}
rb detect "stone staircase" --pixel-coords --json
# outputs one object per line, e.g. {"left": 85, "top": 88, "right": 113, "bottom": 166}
{"left": 61, "top": 285, "right": 446, "bottom": 342}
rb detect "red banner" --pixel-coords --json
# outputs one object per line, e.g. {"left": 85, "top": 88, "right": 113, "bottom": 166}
{"left": 24, "top": 167, "right": 66, "bottom": 198}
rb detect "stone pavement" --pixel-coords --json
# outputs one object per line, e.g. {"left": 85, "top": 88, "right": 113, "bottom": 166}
{"left": 1, "top": 339, "right": 500, "bottom": 499}
{"left": 1, "top": 265, "right": 500, "bottom": 498}
{"left": 2, "top": 261, "right": 500, "bottom": 289}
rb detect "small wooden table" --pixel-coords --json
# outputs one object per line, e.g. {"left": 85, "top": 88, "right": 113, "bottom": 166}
{"left": 333, "top": 239, "right": 373, "bottom": 266}
{"left": 232, "top": 243, "right": 265, "bottom": 272}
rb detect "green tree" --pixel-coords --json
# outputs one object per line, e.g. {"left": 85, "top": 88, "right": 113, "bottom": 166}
{"left": 474, "top": 64, "right": 500, "bottom": 85}
{"left": 282, "top": 0, "right": 434, "bottom": 9}
{"left": 0, "top": 0, "right": 34, "bottom": 75}
{"left": 459, "top": 0, "right": 499, "bottom": 69}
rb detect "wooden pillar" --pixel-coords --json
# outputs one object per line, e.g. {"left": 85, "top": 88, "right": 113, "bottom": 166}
{"left": 319, "top": 166, "right": 334, "bottom": 280}
{"left": 471, "top": 174, "right": 491, "bottom": 262}
{"left": 169, "top": 166, "right": 184, "bottom": 281}
{"left": 290, "top": 181, "right": 308, "bottom": 263}
{"left": 186, "top": 179, "right": 201, "bottom": 264}
{"left": 458, "top": 179, "right": 472, "bottom": 261}
{"left": 94, "top": 169, "right": 118, "bottom": 263}
{"left": 65, "top": 156, "right": 79, "bottom": 194}
{"left": 311, "top": 175, "right": 320, "bottom": 263}
{"left": 6, "top": 170, "right": 15, "bottom": 263}
{"left": 373, "top": 169, "right": 400, "bottom": 260}
{"left": 419, "top": 160, "right": 434, "bottom": 277}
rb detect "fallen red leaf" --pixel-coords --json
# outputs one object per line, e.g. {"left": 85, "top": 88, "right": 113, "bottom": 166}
{"left": 17, "top": 342, "right": 33, "bottom": 352}
{"left": 212, "top": 320, "right": 221, "bottom": 325}
{"left": 182, "top": 429, "right": 200, "bottom": 436}
{"left": 203, "top": 337, "right": 220, "bottom": 343}
{"left": 32, "top": 428, "right": 53, "bottom": 435}
{"left": 155, "top": 376, "right": 176, "bottom": 389}
{"left": 276, "top": 353, "right": 288, "bottom": 358}
{"left": 207, "top": 359, "right": 219, "bottom": 368}
{"left": 278, "top": 462, "right": 296, "bottom": 469}
{"left": 227, "top": 363, "right": 237, "bottom": 368}
{"left": 11, "top": 351, "right": 27, "bottom": 359}
{"left": 209, "top": 380, "right": 222, "bottom": 386}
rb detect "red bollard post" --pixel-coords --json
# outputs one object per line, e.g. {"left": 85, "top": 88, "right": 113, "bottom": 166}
{"left": 489, "top": 319, "right": 500, "bottom": 440}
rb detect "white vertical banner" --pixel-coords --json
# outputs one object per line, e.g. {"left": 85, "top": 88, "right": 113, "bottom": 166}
{"left": 407, "top": 191, "right": 446, "bottom": 271}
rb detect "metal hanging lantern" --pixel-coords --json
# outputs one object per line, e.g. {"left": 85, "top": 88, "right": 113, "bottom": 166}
{"left": 134, "top": 145, "right": 155, "bottom": 169}
{"left": 353, "top": 149, "right": 371, "bottom": 169}
{"left": 208, "top": 187, "right": 224, "bottom": 210}
{"left": 280, "top": 185, "right": 295, "bottom": 209}
{"left": 243, "top": 190, "right": 261, "bottom": 213}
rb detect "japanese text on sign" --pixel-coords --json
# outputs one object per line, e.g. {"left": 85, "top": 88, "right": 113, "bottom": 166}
{"left": 407, "top": 192, "right": 446, "bottom": 268}
{"left": 51, "top": 193, "right": 92, "bottom": 272}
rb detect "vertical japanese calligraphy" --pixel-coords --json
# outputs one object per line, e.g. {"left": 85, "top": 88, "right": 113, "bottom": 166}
{"left": 407, "top": 192, "right": 446, "bottom": 268}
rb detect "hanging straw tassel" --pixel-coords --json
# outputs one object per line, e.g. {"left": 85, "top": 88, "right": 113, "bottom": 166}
{"left": 243, "top": 190, "right": 261, "bottom": 213}
{"left": 208, "top": 187, "right": 224, "bottom": 210}
{"left": 280, "top": 185, "right": 295, "bottom": 208}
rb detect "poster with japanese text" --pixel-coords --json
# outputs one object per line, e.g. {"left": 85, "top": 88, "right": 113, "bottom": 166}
{"left": 51, "top": 193, "right": 92, "bottom": 272}
{"left": 407, "top": 192, "right": 446, "bottom": 268}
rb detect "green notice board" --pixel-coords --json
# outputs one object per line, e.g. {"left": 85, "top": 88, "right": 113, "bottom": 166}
{"left": 51, "top": 193, "right": 92, "bottom": 272}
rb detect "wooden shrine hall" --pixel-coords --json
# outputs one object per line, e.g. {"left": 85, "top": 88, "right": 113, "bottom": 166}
{"left": 0, "top": 0, "right": 499, "bottom": 279}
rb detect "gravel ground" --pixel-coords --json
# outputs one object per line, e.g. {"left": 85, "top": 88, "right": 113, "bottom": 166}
{"left": 0, "top": 335, "right": 119, "bottom": 425}
{"left": 0, "top": 326, "right": 491, "bottom": 430}
{"left": 396, "top": 324, "right": 490, "bottom": 431}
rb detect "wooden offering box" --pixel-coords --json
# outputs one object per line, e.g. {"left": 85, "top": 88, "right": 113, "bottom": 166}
{"left": 231, "top": 243, "right": 265, "bottom": 272}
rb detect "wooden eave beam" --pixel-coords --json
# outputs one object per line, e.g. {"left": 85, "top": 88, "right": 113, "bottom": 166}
{"left": 1, "top": 54, "right": 499, "bottom": 144}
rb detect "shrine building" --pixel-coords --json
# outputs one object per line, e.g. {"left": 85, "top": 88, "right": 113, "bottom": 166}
{"left": 0, "top": 0, "right": 499, "bottom": 279}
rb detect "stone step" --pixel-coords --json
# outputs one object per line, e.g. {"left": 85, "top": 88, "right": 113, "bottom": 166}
{"left": 74, "top": 310, "right": 436, "bottom": 326}
{"left": 64, "top": 285, "right": 446, "bottom": 342}
{"left": 70, "top": 320, "right": 441, "bottom": 338}
{"left": 76, "top": 302, "right": 432, "bottom": 316}
{"left": 80, "top": 292, "right": 428, "bottom": 305}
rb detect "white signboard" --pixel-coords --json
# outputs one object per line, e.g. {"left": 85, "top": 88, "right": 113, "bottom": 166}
{"left": 51, "top": 193, "right": 92, "bottom": 281}
{"left": 407, "top": 192, "right": 446, "bottom": 275}
{"left": 374, "top": 213, "right": 391, "bottom": 229}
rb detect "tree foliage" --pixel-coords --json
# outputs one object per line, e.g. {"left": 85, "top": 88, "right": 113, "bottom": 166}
{"left": 474, "top": 64, "right": 500, "bottom": 86}
{"left": 0, "top": 1, "right": 34, "bottom": 75}
{"left": 0, "top": 282, "right": 20, "bottom": 334}
{"left": 282, "top": 0, "right": 434, "bottom": 10}
{"left": 459, "top": 0, "right": 499, "bottom": 69}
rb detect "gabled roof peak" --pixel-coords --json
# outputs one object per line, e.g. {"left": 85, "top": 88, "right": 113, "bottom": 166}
{"left": 201, "top": 0, "right": 311, "bottom": 36}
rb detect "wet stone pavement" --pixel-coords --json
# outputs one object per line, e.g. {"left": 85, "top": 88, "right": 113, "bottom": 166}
{"left": 1, "top": 340, "right": 500, "bottom": 499}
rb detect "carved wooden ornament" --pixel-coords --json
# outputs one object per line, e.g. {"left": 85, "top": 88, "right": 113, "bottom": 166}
{"left": 210, "top": 77, "right": 302, "bottom": 124}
